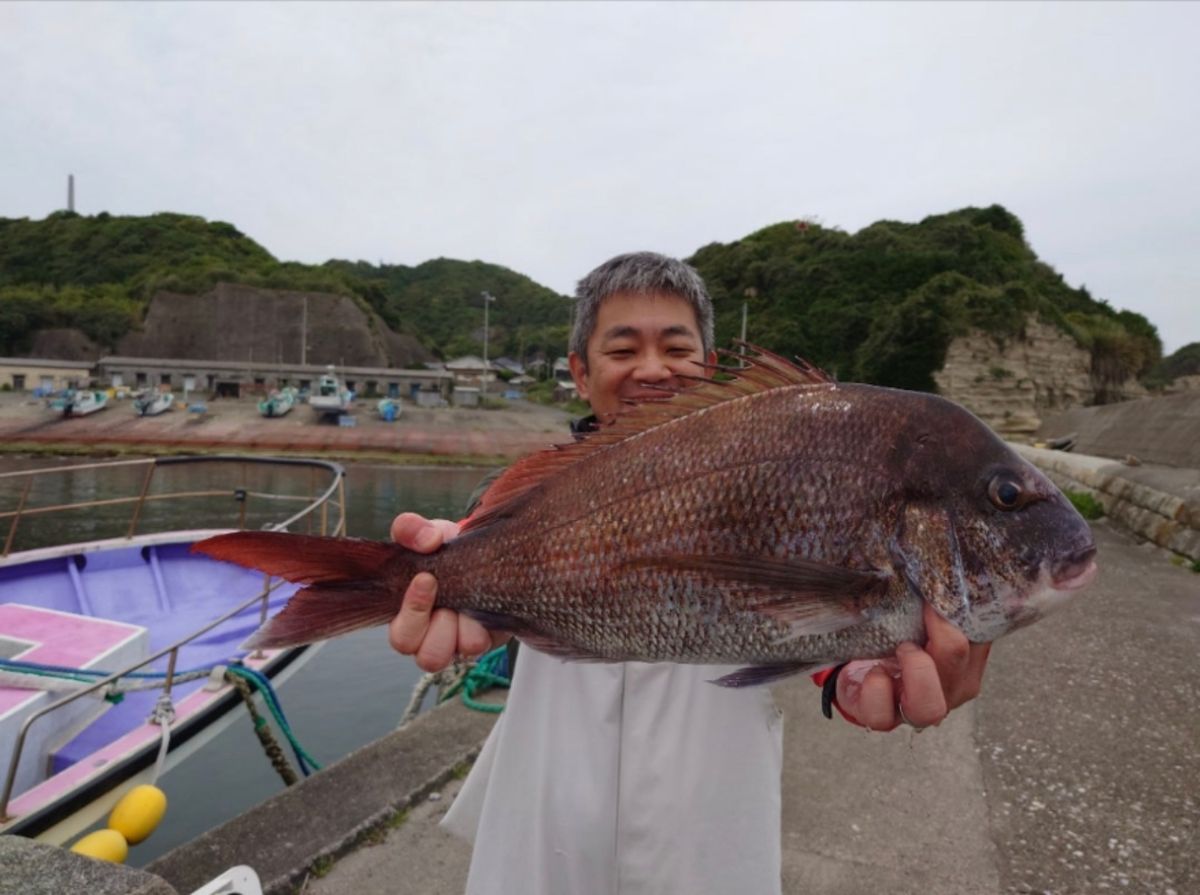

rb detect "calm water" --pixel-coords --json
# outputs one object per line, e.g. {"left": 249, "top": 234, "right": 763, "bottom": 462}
{"left": 0, "top": 456, "right": 496, "bottom": 865}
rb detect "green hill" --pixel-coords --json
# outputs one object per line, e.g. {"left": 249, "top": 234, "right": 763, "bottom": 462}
{"left": 0, "top": 205, "right": 1162, "bottom": 398}
{"left": 689, "top": 205, "right": 1161, "bottom": 396}
{"left": 1146, "top": 342, "right": 1200, "bottom": 387}
{"left": 323, "top": 258, "right": 571, "bottom": 362}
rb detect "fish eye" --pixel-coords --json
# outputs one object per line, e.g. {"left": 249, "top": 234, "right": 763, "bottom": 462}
{"left": 988, "top": 476, "right": 1024, "bottom": 510}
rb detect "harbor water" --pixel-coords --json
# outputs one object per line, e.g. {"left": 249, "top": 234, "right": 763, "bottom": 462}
{"left": 0, "top": 456, "right": 494, "bottom": 866}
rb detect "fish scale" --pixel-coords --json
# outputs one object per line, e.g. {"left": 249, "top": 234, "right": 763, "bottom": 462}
{"left": 194, "top": 346, "right": 1097, "bottom": 687}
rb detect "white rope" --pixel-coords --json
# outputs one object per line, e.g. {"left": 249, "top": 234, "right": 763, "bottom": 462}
{"left": 149, "top": 693, "right": 176, "bottom": 784}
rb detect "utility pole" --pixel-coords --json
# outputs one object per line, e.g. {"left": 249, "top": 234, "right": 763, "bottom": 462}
{"left": 741, "top": 287, "right": 756, "bottom": 360}
{"left": 481, "top": 291, "right": 496, "bottom": 390}
{"left": 67, "top": 174, "right": 75, "bottom": 212}
{"left": 301, "top": 296, "right": 308, "bottom": 366}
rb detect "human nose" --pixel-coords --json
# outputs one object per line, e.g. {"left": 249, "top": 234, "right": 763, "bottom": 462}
{"left": 633, "top": 351, "right": 673, "bottom": 383}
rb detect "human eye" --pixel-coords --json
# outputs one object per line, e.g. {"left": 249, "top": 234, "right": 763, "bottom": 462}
{"left": 605, "top": 346, "right": 636, "bottom": 359}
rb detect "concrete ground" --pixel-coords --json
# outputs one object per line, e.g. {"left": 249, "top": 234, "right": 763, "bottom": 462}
{"left": 305, "top": 521, "right": 1199, "bottom": 895}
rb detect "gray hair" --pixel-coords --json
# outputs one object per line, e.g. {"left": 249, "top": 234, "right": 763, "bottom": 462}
{"left": 570, "top": 252, "right": 715, "bottom": 367}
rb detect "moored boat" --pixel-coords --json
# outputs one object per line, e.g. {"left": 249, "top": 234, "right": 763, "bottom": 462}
{"left": 133, "top": 390, "right": 175, "bottom": 417}
{"left": 258, "top": 387, "right": 297, "bottom": 418}
{"left": 0, "top": 456, "right": 346, "bottom": 847}
{"left": 308, "top": 367, "right": 352, "bottom": 418}
{"left": 49, "top": 389, "right": 109, "bottom": 417}
{"left": 377, "top": 397, "right": 402, "bottom": 422}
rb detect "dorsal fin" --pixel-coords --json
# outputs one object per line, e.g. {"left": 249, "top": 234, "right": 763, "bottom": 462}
{"left": 459, "top": 344, "right": 834, "bottom": 534}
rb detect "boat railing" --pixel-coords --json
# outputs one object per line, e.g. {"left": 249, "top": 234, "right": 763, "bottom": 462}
{"left": 1, "top": 572, "right": 290, "bottom": 822}
{"left": 0, "top": 455, "right": 347, "bottom": 558}
{"left": 0, "top": 455, "right": 347, "bottom": 822}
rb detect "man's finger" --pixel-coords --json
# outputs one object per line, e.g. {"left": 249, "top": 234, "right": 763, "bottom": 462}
{"left": 837, "top": 661, "right": 900, "bottom": 732}
{"left": 390, "top": 512, "right": 443, "bottom": 551}
{"left": 416, "top": 608, "right": 459, "bottom": 672}
{"left": 896, "top": 641, "right": 948, "bottom": 728}
{"left": 388, "top": 572, "right": 438, "bottom": 654}
{"left": 922, "top": 602, "right": 971, "bottom": 701}
{"left": 458, "top": 614, "right": 492, "bottom": 658}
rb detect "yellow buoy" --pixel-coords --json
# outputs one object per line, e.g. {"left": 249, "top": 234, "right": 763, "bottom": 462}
{"left": 70, "top": 828, "right": 128, "bottom": 863}
{"left": 107, "top": 784, "right": 168, "bottom": 845}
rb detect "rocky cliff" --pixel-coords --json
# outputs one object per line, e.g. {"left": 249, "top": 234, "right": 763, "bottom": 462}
{"left": 933, "top": 317, "right": 1146, "bottom": 438}
{"left": 116, "top": 283, "right": 432, "bottom": 368}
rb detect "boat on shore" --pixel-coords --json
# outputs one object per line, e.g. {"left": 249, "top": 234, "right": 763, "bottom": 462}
{"left": 133, "top": 390, "right": 175, "bottom": 417}
{"left": 0, "top": 455, "right": 346, "bottom": 848}
{"left": 377, "top": 397, "right": 402, "bottom": 422}
{"left": 307, "top": 368, "right": 352, "bottom": 418}
{"left": 48, "top": 389, "right": 109, "bottom": 418}
{"left": 258, "top": 387, "right": 297, "bottom": 418}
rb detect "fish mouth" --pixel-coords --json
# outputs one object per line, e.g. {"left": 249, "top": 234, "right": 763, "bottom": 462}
{"left": 1051, "top": 546, "right": 1098, "bottom": 591}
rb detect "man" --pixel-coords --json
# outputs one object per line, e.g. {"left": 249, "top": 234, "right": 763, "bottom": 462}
{"left": 389, "top": 252, "right": 990, "bottom": 894}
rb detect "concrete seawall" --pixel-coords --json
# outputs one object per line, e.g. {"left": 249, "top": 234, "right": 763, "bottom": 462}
{"left": 1016, "top": 444, "right": 1200, "bottom": 563}
{"left": 1038, "top": 391, "right": 1200, "bottom": 469}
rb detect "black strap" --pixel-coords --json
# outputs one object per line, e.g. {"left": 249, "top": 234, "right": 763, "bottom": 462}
{"left": 821, "top": 663, "right": 849, "bottom": 720}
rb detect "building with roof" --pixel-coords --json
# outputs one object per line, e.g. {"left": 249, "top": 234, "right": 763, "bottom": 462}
{"left": 0, "top": 358, "right": 93, "bottom": 394}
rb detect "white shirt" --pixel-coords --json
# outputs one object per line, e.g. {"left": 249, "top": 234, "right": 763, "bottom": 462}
{"left": 442, "top": 646, "right": 785, "bottom": 895}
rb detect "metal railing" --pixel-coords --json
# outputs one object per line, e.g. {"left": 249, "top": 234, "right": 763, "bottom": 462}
{"left": 0, "top": 455, "right": 347, "bottom": 823}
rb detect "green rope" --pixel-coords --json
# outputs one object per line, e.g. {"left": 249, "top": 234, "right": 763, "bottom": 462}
{"left": 440, "top": 646, "right": 510, "bottom": 714}
{"left": 226, "top": 665, "right": 322, "bottom": 774}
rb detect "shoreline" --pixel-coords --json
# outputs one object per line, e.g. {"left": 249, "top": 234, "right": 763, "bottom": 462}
{"left": 0, "top": 392, "right": 576, "bottom": 466}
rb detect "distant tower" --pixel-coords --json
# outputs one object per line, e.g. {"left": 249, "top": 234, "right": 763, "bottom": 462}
{"left": 67, "top": 174, "right": 75, "bottom": 212}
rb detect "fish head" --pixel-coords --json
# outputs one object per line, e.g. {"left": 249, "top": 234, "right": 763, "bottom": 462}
{"left": 889, "top": 393, "right": 1097, "bottom": 643}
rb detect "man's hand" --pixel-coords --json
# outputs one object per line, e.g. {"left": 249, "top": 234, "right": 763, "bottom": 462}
{"left": 386, "top": 512, "right": 507, "bottom": 672}
{"left": 834, "top": 602, "right": 991, "bottom": 731}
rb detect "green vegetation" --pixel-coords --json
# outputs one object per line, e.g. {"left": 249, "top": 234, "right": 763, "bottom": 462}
{"left": 1, "top": 205, "right": 1161, "bottom": 399}
{"left": 1064, "top": 489, "right": 1106, "bottom": 520}
{"left": 1145, "top": 342, "right": 1200, "bottom": 389}
{"left": 324, "top": 258, "right": 571, "bottom": 363}
{"left": 688, "top": 205, "right": 1161, "bottom": 394}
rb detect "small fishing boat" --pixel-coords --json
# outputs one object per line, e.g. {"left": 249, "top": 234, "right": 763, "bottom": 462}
{"left": 307, "top": 367, "right": 352, "bottom": 418}
{"left": 49, "top": 389, "right": 109, "bottom": 417}
{"left": 133, "top": 390, "right": 175, "bottom": 417}
{"left": 258, "top": 387, "right": 297, "bottom": 419}
{"left": 0, "top": 456, "right": 346, "bottom": 847}
{"left": 376, "top": 397, "right": 402, "bottom": 422}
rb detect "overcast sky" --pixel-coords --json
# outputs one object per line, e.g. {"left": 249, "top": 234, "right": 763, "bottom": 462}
{"left": 2, "top": 2, "right": 1196, "bottom": 353}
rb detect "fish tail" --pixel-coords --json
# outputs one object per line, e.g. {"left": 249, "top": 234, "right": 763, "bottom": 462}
{"left": 193, "top": 531, "right": 418, "bottom": 649}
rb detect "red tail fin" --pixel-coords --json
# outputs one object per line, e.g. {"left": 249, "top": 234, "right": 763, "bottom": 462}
{"left": 245, "top": 580, "right": 402, "bottom": 649}
{"left": 193, "top": 532, "right": 414, "bottom": 649}
{"left": 193, "top": 532, "right": 396, "bottom": 584}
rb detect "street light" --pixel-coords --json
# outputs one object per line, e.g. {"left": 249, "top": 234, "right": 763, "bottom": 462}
{"left": 481, "top": 291, "right": 496, "bottom": 388}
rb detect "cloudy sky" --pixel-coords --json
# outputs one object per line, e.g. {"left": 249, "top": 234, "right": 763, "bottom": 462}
{"left": 3, "top": 2, "right": 1196, "bottom": 353}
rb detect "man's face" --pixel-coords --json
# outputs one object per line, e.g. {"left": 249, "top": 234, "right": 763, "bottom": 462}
{"left": 568, "top": 290, "right": 716, "bottom": 420}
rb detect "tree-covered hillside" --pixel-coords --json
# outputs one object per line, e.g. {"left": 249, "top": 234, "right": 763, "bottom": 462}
{"left": 1146, "top": 342, "right": 1200, "bottom": 387}
{"left": 0, "top": 211, "right": 371, "bottom": 355}
{"left": 0, "top": 212, "right": 570, "bottom": 361}
{"left": 0, "top": 205, "right": 1164, "bottom": 399}
{"left": 689, "top": 205, "right": 1161, "bottom": 396}
{"left": 323, "top": 258, "right": 571, "bottom": 362}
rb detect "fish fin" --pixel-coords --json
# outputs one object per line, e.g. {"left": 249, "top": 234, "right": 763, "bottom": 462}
{"left": 244, "top": 580, "right": 400, "bottom": 649}
{"left": 460, "top": 344, "right": 836, "bottom": 535}
{"left": 460, "top": 610, "right": 611, "bottom": 661}
{"left": 711, "top": 661, "right": 826, "bottom": 688}
{"left": 625, "top": 553, "right": 887, "bottom": 633}
{"left": 193, "top": 532, "right": 397, "bottom": 585}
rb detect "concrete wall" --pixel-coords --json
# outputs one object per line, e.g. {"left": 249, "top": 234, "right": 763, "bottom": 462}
{"left": 1016, "top": 445, "right": 1200, "bottom": 563}
{"left": 1037, "top": 392, "right": 1200, "bottom": 469}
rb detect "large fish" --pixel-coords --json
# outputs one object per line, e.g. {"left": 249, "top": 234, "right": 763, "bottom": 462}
{"left": 194, "top": 347, "right": 1097, "bottom": 686}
